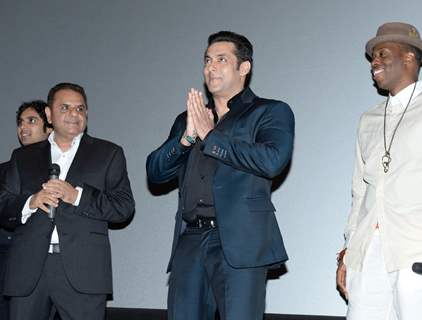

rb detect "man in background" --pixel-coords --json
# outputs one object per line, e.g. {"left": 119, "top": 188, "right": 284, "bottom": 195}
{"left": 0, "top": 100, "right": 52, "bottom": 318}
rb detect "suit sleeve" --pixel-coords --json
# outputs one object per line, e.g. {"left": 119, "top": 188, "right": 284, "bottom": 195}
{"left": 202, "top": 102, "right": 295, "bottom": 179}
{"left": 344, "top": 124, "right": 367, "bottom": 248}
{"left": 0, "top": 154, "right": 27, "bottom": 229}
{"left": 75, "top": 146, "right": 135, "bottom": 223}
{"left": 146, "top": 112, "right": 192, "bottom": 184}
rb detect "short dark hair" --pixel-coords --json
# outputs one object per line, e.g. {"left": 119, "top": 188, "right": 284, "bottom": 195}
{"left": 47, "top": 82, "right": 88, "bottom": 109}
{"left": 16, "top": 100, "right": 52, "bottom": 131}
{"left": 207, "top": 31, "right": 253, "bottom": 85}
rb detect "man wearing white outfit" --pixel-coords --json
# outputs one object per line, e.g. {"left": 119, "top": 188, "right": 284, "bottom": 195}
{"left": 336, "top": 22, "right": 422, "bottom": 320}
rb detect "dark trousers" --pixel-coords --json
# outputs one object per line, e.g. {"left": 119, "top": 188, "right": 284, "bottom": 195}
{"left": 9, "top": 253, "right": 106, "bottom": 320}
{"left": 0, "top": 249, "right": 10, "bottom": 320}
{"left": 168, "top": 227, "right": 268, "bottom": 320}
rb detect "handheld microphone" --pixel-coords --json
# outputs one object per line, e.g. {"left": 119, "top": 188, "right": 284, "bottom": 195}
{"left": 412, "top": 262, "right": 422, "bottom": 275}
{"left": 48, "top": 163, "right": 61, "bottom": 220}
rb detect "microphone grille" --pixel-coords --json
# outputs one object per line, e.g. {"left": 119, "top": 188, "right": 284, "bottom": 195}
{"left": 49, "top": 163, "right": 61, "bottom": 176}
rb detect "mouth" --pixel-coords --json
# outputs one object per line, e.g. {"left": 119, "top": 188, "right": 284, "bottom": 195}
{"left": 208, "top": 76, "right": 221, "bottom": 83}
{"left": 64, "top": 121, "right": 79, "bottom": 125}
{"left": 372, "top": 67, "right": 384, "bottom": 78}
{"left": 19, "top": 131, "right": 30, "bottom": 138}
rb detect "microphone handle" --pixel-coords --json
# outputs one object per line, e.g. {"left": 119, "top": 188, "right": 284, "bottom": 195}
{"left": 48, "top": 174, "right": 60, "bottom": 220}
{"left": 48, "top": 205, "right": 56, "bottom": 220}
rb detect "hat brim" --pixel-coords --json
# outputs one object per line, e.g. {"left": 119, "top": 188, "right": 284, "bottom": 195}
{"left": 366, "top": 34, "right": 422, "bottom": 61}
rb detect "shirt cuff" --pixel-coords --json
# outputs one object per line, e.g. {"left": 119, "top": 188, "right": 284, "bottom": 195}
{"left": 73, "top": 186, "right": 83, "bottom": 206}
{"left": 178, "top": 141, "right": 193, "bottom": 152}
{"left": 21, "top": 196, "right": 37, "bottom": 224}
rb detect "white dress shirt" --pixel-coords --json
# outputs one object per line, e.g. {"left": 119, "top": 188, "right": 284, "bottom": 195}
{"left": 22, "top": 131, "right": 83, "bottom": 247}
{"left": 345, "top": 81, "right": 422, "bottom": 272}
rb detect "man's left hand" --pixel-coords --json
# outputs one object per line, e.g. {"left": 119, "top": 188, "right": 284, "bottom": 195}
{"left": 336, "top": 249, "right": 348, "bottom": 300}
{"left": 189, "top": 89, "right": 214, "bottom": 140}
{"left": 42, "top": 179, "right": 78, "bottom": 205}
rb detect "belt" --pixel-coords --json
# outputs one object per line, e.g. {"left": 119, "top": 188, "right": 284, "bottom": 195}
{"left": 186, "top": 216, "right": 217, "bottom": 229}
{"left": 48, "top": 243, "right": 60, "bottom": 254}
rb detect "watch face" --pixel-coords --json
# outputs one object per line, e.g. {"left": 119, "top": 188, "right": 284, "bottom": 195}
{"left": 186, "top": 135, "right": 196, "bottom": 144}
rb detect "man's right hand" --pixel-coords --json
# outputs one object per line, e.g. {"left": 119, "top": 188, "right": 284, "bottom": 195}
{"left": 29, "top": 189, "right": 59, "bottom": 213}
{"left": 336, "top": 249, "right": 348, "bottom": 300}
{"left": 180, "top": 88, "right": 199, "bottom": 146}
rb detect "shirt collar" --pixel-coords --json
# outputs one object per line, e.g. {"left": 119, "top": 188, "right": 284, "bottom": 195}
{"left": 227, "top": 87, "right": 255, "bottom": 109}
{"left": 208, "top": 87, "right": 256, "bottom": 111}
{"left": 48, "top": 131, "right": 84, "bottom": 151}
{"left": 389, "top": 81, "right": 422, "bottom": 113}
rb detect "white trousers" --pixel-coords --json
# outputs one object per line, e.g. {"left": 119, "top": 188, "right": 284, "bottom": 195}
{"left": 346, "top": 230, "right": 422, "bottom": 320}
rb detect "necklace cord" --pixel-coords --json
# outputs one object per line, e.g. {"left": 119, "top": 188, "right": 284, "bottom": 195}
{"left": 383, "top": 82, "right": 417, "bottom": 155}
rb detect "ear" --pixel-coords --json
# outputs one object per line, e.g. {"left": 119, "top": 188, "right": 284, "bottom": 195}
{"left": 239, "top": 61, "right": 251, "bottom": 77}
{"left": 403, "top": 51, "right": 416, "bottom": 65}
{"left": 45, "top": 106, "right": 52, "bottom": 124}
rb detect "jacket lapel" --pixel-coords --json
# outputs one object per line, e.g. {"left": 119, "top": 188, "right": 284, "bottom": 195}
{"left": 35, "top": 140, "right": 51, "bottom": 184}
{"left": 65, "top": 134, "right": 93, "bottom": 187}
{"left": 213, "top": 88, "right": 257, "bottom": 135}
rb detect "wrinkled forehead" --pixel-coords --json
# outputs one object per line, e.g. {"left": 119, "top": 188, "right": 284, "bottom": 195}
{"left": 371, "top": 41, "right": 408, "bottom": 58}
{"left": 19, "top": 107, "right": 42, "bottom": 120}
{"left": 205, "top": 41, "right": 237, "bottom": 58}
{"left": 51, "top": 89, "right": 87, "bottom": 106}
{"left": 373, "top": 41, "right": 401, "bottom": 51}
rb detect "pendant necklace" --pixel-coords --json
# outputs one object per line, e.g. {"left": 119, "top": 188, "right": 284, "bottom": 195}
{"left": 382, "top": 83, "right": 417, "bottom": 173}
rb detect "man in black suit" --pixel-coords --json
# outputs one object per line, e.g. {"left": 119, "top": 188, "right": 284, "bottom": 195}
{"left": 147, "top": 31, "right": 294, "bottom": 320}
{"left": 0, "top": 83, "right": 135, "bottom": 320}
{"left": 0, "top": 100, "right": 52, "bottom": 319}
{"left": 0, "top": 161, "right": 11, "bottom": 318}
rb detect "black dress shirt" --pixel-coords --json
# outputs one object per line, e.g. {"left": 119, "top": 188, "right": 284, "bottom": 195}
{"left": 181, "top": 89, "right": 248, "bottom": 222}
{"left": 182, "top": 140, "right": 218, "bottom": 221}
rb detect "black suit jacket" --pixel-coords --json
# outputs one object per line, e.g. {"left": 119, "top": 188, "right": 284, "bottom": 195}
{"left": 0, "top": 162, "right": 6, "bottom": 187}
{"left": 0, "top": 134, "right": 135, "bottom": 296}
{"left": 147, "top": 88, "right": 295, "bottom": 271}
{"left": 0, "top": 161, "right": 13, "bottom": 251}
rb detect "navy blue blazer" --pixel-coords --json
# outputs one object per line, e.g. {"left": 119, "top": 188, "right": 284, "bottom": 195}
{"left": 0, "top": 134, "right": 135, "bottom": 296}
{"left": 147, "top": 88, "right": 295, "bottom": 271}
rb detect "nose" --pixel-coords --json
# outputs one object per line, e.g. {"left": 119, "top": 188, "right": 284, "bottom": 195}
{"left": 19, "top": 121, "right": 27, "bottom": 130}
{"left": 371, "top": 56, "right": 381, "bottom": 69}
{"left": 68, "top": 106, "right": 79, "bottom": 116}
{"left": 206, "top": 61, "right": 217, "bottom": 73}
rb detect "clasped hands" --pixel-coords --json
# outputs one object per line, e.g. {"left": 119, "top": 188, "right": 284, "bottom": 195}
{"left": 181, "top": 88, "right": 214, "bottom": 146}
{"left": 29, "top": 179, "right": 78, "bottom": 213}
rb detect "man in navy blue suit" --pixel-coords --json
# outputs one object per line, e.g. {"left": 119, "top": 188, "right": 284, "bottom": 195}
{"left": 147, "top": 31, "right": 295, "bottom": 320}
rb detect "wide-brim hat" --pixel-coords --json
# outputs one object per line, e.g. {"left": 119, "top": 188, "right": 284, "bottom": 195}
{"left": 365, "top": 22, "right": 422, "bottom": 60}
